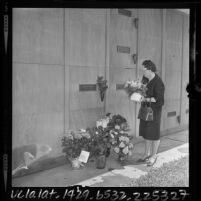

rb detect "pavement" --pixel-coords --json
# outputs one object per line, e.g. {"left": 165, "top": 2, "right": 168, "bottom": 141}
{"left": 12, "top": 130, "right": 189, "bottom": 187}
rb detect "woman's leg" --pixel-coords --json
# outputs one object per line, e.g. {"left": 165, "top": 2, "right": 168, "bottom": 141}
{"left": 147, "top": 140, "right": 160, "bottom": 166}
{"left": 151, "top": 140, "right": 160, "bottom": 157}
{"left": 142, "top": 139, "right": 152, "bottom": 158}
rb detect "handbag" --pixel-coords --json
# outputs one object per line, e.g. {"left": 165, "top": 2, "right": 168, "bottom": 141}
{"left": 138, "top": 101, "right": 153, "bottom": 121}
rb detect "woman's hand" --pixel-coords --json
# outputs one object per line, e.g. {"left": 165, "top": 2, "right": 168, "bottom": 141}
{"left": 143, "top": 97, "right": 156, "bottom": 102}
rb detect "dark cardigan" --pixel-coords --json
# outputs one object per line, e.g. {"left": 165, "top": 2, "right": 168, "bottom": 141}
{"left": 139, "top": 74, "right": 165, "bottom": 140}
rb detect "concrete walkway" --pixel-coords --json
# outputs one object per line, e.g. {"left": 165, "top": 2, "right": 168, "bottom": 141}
{"left": 12, "top": 130, "right": 188, "bottom": 187}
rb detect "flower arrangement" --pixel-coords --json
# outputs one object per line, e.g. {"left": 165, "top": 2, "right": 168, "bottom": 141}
{"left": 109, "top": 119, "right": 134, "bottom": 161}
{"left": 124, "top": 79, "right": 147, "bottom": 102}
{"left": 86, "top": 126, "right": 111, "bottom": 158}
{"left": 107, "top": 114, "right": 129, "bottom": 130}
{"left": 61, "top": 129, "right": 91, "bottom": 160}
{"left": 61, "top": 113, "right": 134, "bottom": 168}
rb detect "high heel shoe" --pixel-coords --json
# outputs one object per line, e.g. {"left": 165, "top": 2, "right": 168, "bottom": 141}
{"left": 137, "top": 156, "right": 150, "bottom": 163}
{"left": 147, "top": 156, "right": 157, "bottom": 166}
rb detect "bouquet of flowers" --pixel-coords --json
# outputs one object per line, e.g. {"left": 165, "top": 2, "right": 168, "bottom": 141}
{"left": 61, "top": 129, "right": 91, "bottom": 168}
{"left": 86, "top": 126, "right": 111, "bottom": 158}
{"left": 107, "top": 114, "right": 129, "bottom": 131}
{"left": 109, "top": 126, "right": 134, "bottom": 162}
{"left": 124, "top": 79, "right": 147, "bottom": 102}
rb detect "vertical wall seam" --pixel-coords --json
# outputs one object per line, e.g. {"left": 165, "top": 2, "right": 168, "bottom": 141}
{"left": 179, "top": 14, "right": 185, "bottom": 124}
{"left": 105, "top": 9, "right": 110, "bottom": 114}
{"left": 161, "top": 9, "right": 167, "bottom": 130}
{"left": 135, "top": 9, "right": 139, "bottom": 137}
{"left": 63, "top": 8, "right": 65, "bottom": 134}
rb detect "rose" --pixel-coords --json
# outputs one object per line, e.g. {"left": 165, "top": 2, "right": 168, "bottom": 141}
{"left": 115, "top": 125, "right": 120, "bottom": 130}
{"left": 96, "top": 120, "right": 102, "bottom": 128}
{"left": 124, "top": 137, "right": 129, "bottom": 143}
{"left": 122, "top": 146, "right": 129, "bottom": 154}
{"left": 114, "top": 147, "right": 120, "bottom": 153}
{"left": 119, "top": 142, "right": 125, "bottom": 148}
{"left": 74, "top": 133, "right": 82, "bottom": 139}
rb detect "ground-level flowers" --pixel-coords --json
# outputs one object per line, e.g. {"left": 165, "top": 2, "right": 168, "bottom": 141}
{"left": 110, "top": 127, "right": 134, "bottom": 161}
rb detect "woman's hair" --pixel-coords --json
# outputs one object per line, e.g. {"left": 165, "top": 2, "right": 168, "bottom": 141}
{"left": 142, "top": 60, "right": 157, "bottom": 72}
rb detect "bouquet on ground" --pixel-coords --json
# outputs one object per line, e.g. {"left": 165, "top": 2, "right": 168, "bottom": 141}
{"left": 61, "top": 129, "right": 91, "bottom": 168}
{"left": 86, "top": 126, "right": 111, "bottom": 158}
{"left": 124, "top": 79, "right": 147, "bottom": 102}
{"left": 109, "top": 126, "right": 134, "bottom": 162}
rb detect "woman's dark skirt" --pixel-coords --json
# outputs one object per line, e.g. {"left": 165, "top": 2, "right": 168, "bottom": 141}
{"left": 139, "top": 105, "right": 162, "bottom": 141}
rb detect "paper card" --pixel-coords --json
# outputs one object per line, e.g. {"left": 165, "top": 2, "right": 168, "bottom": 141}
{"left": 78, "top": 150, "right": 90, "bottom": 163}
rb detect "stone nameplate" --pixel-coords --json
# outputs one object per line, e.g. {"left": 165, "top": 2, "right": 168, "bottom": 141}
{"left": 116, "top": 84, "right": 125, "bottom": 90}
{"left": 79, "top": 84, "right": 96, "bottom": 92}
{"left": 117, "top": 46, "right": 130, "bottom": 54}
{"left": 167, "top": 111, "right": 176, "bottom": 117}
{"left": 118, "top": 9, "right": 132, "bottom": 17}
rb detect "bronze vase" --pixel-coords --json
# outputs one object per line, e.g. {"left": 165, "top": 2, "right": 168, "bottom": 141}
{"left": 96, "top": 155, "right": 106, "bottom": 169}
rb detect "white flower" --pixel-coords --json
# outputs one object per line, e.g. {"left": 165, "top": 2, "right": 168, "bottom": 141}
{"left": 115, "top": 125, "right": 120, "bottom": 130}
{"left": 96, "top": 120, "right": 102, "bottom": 128}
{"left": 124, "top": 137, "right": 129, "bottom": 143}
{"left": 114, "top": 147, "right": 119, "bottom": 153}
{"left": 80, "top": 129, "right": 86, "bottom": 132}
{"left": 95, "top": 131, "right": 99, "bottom": 135}
{"left": 122, "top": 146, "right": 129, "bottom": 154}
{"left": 102, "top": 119, "right": 108, "bottom": 128}
{"left": 128, "top": 143, "right": 134, "bottom": 149}
{"left": 119, "top": 142, "right": 125, "bottom": 148}
{"left": 114, "top": 131, "right": 118, "bottom": 135}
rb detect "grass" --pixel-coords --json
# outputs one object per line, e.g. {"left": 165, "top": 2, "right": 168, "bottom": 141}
{"left": 130, "top": 156, "right": 189, "bottom": 187}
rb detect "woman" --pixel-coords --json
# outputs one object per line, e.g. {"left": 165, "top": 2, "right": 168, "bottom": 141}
{"left": 137, "top": 60, "right": 165, "bottom": 166}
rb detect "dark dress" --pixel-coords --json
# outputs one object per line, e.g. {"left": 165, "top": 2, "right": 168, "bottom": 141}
{"left": 139, "top": 74, "right": 165, "bottom": 140}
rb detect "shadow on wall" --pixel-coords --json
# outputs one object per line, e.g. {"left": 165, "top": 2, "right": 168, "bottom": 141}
{"left": 12, "top": 144, "right": 54, "bottom": 177}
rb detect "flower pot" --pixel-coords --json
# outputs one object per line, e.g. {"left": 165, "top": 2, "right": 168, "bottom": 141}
{"left": 117, "top": 154, "right": 126, "bottom": 165}
{"left": 96, "top": 155, "right": 106, "bottom": 169}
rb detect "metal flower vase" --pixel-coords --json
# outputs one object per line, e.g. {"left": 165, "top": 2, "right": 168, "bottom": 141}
{"left": 96, "top": 155, "right": 106, "bottom": 169}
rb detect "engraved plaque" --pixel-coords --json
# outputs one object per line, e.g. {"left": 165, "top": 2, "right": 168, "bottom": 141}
{"left": 167, "top": 111, "right": 176, "bottom": 117}
{"left": 118, "top": 9, "right": 132, "bottom": 17}
{"left": 186, "top": 109, "right": 189, "bottom": 113}
{"left": 117, "top": 46, "right": 130, "bottom": 54}
{"left": 116, "top": 84, "right": 125, "bottom": 90}
{"left": 79, "top": 84, "right": 97, "bottom": 92}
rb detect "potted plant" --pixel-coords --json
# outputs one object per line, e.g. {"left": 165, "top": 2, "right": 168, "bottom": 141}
{"left": 61, "top": 130, "right": 91, "bottom": 169}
